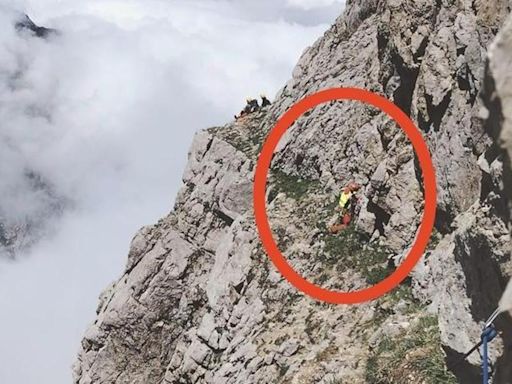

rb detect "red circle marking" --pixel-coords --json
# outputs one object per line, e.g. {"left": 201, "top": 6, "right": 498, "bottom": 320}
{"left": 253, "top": 87, "right": 437, "bottom": 304}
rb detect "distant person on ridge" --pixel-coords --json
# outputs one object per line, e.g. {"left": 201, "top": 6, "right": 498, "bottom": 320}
{"left": 329, "top": 181, "right": 361, "bottom": 234}
{"left": 261, "top": 94, "right": 272, "bottom": 107}
{"left": 249, "top": 97, "right": 260, "bottom": 112}
{"left": 235, "top": 97, "right": 260, "bottom": 119}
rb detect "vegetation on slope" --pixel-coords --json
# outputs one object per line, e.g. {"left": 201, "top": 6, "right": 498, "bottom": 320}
{"left": 365, "top": 316, "right": 457, "bottom": 384}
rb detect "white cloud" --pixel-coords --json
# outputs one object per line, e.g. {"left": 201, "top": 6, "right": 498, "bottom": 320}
{"left": 286, "top": 0, "right": 345, "bottom": 11}
{"left": 0, "top": 1, "right": 343, "bottom": 383}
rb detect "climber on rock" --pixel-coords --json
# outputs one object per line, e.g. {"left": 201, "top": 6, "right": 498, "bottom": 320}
{"left": 249, "top": 97, "right": 260, "bottom": 112}
{"left": 235, "top": 98, "right": 260, "bottom": 119}
{"left": 329, "top": 181, "right": 362, "bottom": 234}
{"left": 261, "top": 94, "right": 272, "bottom": 107}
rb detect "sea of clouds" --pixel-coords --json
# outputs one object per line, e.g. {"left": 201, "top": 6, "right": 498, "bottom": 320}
{"left": 0, "top": 1, "right": 344, "bottom": 382}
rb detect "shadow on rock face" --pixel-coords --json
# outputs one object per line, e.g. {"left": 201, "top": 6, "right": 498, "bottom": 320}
{"left": 454, "top": 233, "right": 512, "bottom": 383}
{"left": 444, "top": 345, "right": 481, "bottom": 384}
{"left": 493, "top": 311, "right": 512, "bottom": 384}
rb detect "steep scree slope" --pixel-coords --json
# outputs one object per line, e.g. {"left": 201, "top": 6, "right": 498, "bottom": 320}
{"left": 74, "top": 1, "right": 512, "bottom": 383}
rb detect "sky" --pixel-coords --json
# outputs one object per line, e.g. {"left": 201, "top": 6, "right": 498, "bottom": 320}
{"left": 0, "top": 1, "right": 344, "bottom": 383}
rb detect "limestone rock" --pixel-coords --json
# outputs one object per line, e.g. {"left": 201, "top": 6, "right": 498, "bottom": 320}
{"left": 74, "top": 1, "right": 512, "bottom": 383}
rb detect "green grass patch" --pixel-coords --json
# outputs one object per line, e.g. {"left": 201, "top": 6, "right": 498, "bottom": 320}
{"left": 365, "top": 316, "right": 457, "bottom": 384}
{"left": 368, "top": 283, "right": 425, "bottom": 329}
{"left": 268, "top": 169, "right": 320, "bottom": 202}
{"left": 387, "top": 283, "right": 423, "bottom": 314}
{"left": 323, "top": 226, "right": 391, "bottom": 284}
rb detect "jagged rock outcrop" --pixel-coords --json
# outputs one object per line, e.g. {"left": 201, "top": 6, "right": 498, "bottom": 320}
{"left": 75, "top": 1, "right": 512, "bottom": 383}
{"left": 15, "top": 14, "right": 56, "bottom": 38}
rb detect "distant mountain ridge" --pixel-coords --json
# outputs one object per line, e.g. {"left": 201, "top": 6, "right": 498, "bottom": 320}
{"left": 0, "top": 14, "right": 61, "bottom": 260}
{"left": 15, "top": 14, "right": 56, "bottom": 38}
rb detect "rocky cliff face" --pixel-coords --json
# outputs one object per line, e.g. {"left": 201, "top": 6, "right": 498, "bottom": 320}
{"left": 0, "top": 170, "right": 65, "bottom": 260}
{"left": 74, "top": 1, "right": 512, "bottom": 383}
{"left": 487, "top": 10, "right": 512, "bottom": 215}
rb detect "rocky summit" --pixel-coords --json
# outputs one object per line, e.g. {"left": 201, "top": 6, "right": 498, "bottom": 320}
{"left": 74, "top": 1, "right": 512, "bottom": 383}
{"left": 15, "top": 14, "right": 57, "bottom": 38}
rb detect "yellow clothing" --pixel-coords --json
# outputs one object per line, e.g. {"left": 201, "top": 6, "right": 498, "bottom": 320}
{"left": 339, "top": 191, "right": 353, "bottom": 209}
